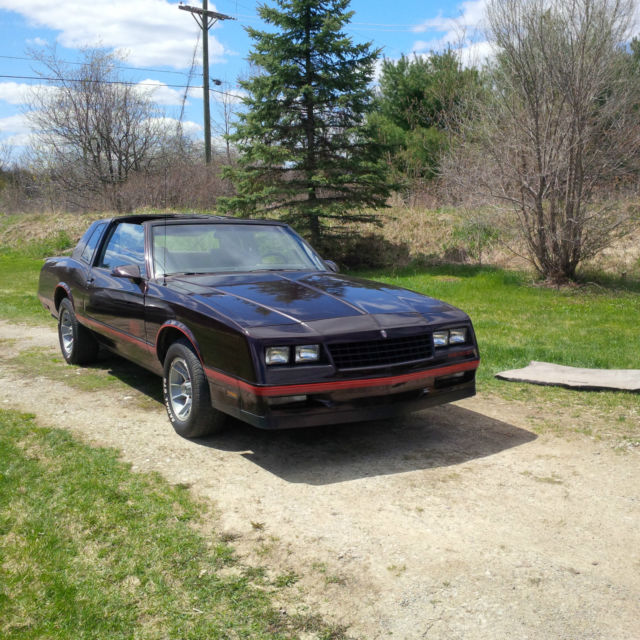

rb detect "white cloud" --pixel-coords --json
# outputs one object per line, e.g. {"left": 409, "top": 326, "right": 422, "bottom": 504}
{"left": 413, "top": 0, "right": 487, "bottom": 36}
{"left": 0, "top": 81, "right": 56, "bottom": 105}
{"left": 410, "top": 37, "right": 493, "bottom": 67}
{"left": 0, "top": 114, "right": 35, "bottom": 150}
{"left": 2, "top": 131, "right": 34, "bottom": 147}
{"left": 150, "top": 116, "right": 201, "bottom": 133}
{"left": 0, "top": 82, "right": 32, "bottom": 105}
{"left": 211, "top": 87, "right": 246, "bottom": 105}
{"left": 408, "top": 0, "right": 492, "bottom": 65}
{"left": 0, "top": 113, "right": 31, "bottom": 136}
{"left": 0, "top": 0, "right": 228, "bottom": 69}
{"left": 138, "top": 79, "right": 187, "bottom": 106}
{"left": 180, "top": 120, "right": 202, "bottom": 137}
{"left": 457, "top": 40, "right": 495, "bottom": 67}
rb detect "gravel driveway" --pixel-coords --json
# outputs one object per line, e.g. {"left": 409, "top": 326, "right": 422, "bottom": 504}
{"left": 2, "top": 321, "right": 639, "bottom": 639}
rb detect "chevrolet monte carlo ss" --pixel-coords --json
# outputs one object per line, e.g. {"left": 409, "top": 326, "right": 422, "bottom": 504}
{"left": 38, "top": 215, "right": 480, "bottom": 437}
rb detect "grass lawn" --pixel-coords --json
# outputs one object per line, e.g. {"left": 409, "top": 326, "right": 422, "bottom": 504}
{"left": 355, "top": 264, "right": 640, "bottom": 441}
{"left": 355, "top": 264, "right": 640, "bottom": 378}
{"left": 0, "top": 409, "right": 345, "bottom": 640}
{"left": 0, "top": 251, "right": 51, "bottom": 324}
{"left": 0, "top": 232, "right": 74, "bottom": 324}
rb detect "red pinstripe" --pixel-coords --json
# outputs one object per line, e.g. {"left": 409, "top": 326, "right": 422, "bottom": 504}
{"left": 79, "top": 315, "right": 478, "bottom": 398}
{"left": 205, "top": 359, "right": 479, "bottom": 397}
{"left": 81, "top": 316, "right": 155, "bottom": 353}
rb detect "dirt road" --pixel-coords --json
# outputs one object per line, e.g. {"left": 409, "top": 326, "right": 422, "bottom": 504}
{"left": 2, "top": 321, "right": 639, "bottom": 639}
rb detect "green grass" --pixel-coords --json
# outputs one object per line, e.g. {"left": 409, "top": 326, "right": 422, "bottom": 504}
{"left": 355, "top": 264, "right": 640, "bottom": 440}
{"left": 356, "top": 264, "right": 639, "bottom": 378}
{"left": 0, "top": 232, "right": 75, "bottom": 324}
{"left": 0, "top": 409, "right": 346, "bottom": 640}
{"left": 0, "top": 251, "right": 50, "bottom": 323}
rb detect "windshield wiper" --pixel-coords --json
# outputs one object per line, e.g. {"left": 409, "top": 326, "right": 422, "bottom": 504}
{"left": 164, "top": 271, "right": 208, "bottom": 277}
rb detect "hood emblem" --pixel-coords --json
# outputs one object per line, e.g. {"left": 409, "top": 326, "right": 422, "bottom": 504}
{"left": 380, "top": 329, "right": 388, "bottom": 338}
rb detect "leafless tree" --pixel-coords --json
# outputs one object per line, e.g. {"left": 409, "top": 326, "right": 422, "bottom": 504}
{"left": 0, "top": 141, "right": 12, "bottom": 173}
{"left": 212, "top": 88, "right": 240, "bottom": 165}
{"left": 25, "top": 47, "right": 163, "bottom": 212}
{"left": 446, "top": 0, "right": 640, "bottom": 282}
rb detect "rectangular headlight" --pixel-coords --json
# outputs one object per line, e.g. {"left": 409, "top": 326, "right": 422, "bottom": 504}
{"left": 295, "top": 344, "right": 320, "bottom": 363}
{"left": 449, "top": 328, "right": 468, "bottom": 344}
{"left": 265, "top": 346, "right": 290, "bottom": 365}
{"left": 433, "top": 331, "right": 449, "bottom": 347}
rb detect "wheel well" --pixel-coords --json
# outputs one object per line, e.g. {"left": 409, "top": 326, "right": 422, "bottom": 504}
{"left": 157, "top": 327, "right": 198, "bottom": 364}
{"left": 54, "top": 287, "right": 68, "bottom": 311}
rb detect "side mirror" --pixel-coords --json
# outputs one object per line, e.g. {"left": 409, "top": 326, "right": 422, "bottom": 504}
{"left": 324, "top": 260, "right": 339, "bottom": 273}
{"left": 112, "top": 264, "right": 142, "bottom": 281}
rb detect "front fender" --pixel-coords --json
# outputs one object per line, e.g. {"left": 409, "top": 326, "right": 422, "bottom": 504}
{"left": 155, "top": 321, "right": 202, "bottom": 364}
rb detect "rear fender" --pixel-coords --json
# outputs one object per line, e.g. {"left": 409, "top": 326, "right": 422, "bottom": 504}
{"left": 53, "top": 283, "right": 74, "bottom": 316}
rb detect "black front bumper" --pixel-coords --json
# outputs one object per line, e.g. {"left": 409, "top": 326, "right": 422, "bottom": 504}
{"left": 235, "top": 378, "right": 476, "bottom": 430}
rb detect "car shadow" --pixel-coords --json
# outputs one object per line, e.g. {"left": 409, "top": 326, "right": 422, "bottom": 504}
{"left": 94, "top": 354, "right": 537, "bottom": 486}
{"left": 197, "top": 404, "right": 537, "bottom": 486}
{"left": 90, "top": 351, "right": 164, "bottom": 403}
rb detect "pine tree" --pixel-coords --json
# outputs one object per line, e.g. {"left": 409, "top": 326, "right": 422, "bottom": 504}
{"left": 219, "top": 0, "right": 392, "bottom": 247}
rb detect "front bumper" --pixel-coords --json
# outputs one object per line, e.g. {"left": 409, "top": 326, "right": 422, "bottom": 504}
{"left": 206, "top": 359, "right": 479, "bottom": 430}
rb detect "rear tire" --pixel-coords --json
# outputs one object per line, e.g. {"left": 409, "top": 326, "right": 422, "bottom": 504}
{"left": 162, "top": 339, "right": 225, "bottom": 438}
{"left": 58, "top": 298, "right": 99, "bottom": 365}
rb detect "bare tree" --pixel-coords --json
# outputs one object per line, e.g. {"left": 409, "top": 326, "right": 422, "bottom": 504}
{"left": 26, "top": 47, "right": 163, "bottom": 212}
{"left": 447, "top": 0, "right": 640, "bottom": 282}
{"left": 212, "top": 88, "right": 240, "bottom": 165}
{"left": 0, "top": 141, "right": 12, "bottom": 173}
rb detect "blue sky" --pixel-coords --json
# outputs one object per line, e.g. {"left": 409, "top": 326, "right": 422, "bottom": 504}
{"left": 0, "top": 0, "right": 488, "bottom": 159}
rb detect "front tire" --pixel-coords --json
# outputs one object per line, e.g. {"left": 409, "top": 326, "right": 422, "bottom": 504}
{"left": 162, "top": 339, "right": 225, "bottom": 438}
{"left": 58, "top": 298, "right": 99, "bottom": 365}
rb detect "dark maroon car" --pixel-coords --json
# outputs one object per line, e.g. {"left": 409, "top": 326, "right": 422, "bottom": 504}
{"left": 38, "top": 214, "right": 479, "bottom": 437}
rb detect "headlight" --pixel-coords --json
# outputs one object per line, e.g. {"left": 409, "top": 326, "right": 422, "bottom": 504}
{"left": 433, "top": 331, "right": 449, "bottom": 347}
{"left": 265, "top": 346, "right": 290, "bottom": 365}
{"left": 295, "top": 345, "right": 320, "bottom": 363}
{"left": 449, "top": 328, "right": 468, "bottom": 344}
{"left": 434, "top": 328, "right": 469, "bottom": 347}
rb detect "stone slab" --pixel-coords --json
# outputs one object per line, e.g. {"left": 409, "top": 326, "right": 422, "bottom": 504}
{"left": 495, "top": 361, "right": 640, "bottom": 392}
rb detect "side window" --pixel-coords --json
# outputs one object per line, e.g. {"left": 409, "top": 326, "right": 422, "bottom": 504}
{"left": 80, "top": 222, "right": 107, "bottom": 264}
{"left": 97, "top": 223, "right": 146, "bottom": 277}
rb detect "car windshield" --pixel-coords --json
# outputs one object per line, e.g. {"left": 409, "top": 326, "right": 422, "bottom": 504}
{"left": 152, "top": 222, "right": 326, "bottom": 276}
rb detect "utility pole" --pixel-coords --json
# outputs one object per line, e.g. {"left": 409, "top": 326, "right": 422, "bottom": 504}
{"left": 179, "top": 2, "right": 234, "bottom": 165}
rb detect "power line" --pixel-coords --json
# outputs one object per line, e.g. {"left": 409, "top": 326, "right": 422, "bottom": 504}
{"left": 219, "top": 11, "right": 429, "bottom": 32}
{"left": 0, "top": 54, "right": 198, "bottom": 78}
{"left": 0, "top": 73, "right": 245, "bottom": 101}
{"left": 179, "top": 29, "right": 202, "bottom": 124}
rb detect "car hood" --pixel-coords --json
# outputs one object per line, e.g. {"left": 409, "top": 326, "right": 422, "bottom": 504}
{"left": 168, "top": 271, "right": 469, "bottom": 334}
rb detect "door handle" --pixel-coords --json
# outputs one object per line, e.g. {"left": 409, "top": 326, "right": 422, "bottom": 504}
{"left": 86, "top": 277, "right": 95, "bottom": 285}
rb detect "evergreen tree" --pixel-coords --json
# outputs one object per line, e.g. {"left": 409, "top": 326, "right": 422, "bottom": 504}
{"left": 219, "top": 0, "right": 391, "bottom": 247}
{"left": 372, "top": 51, "right": 481, "bottom": 190}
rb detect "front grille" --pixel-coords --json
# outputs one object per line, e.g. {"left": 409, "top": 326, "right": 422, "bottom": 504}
{"left": 328, "top": 333, "right": 432, "bottom": 370}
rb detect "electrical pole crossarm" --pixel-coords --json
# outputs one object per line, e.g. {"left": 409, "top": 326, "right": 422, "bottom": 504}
{"left": 178, "top": 5, "right": 235, "bottom": 23}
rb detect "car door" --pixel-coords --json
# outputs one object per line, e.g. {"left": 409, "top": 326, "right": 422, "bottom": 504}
{"left": 84, "top": 221, "right": 151, "bottom": 363}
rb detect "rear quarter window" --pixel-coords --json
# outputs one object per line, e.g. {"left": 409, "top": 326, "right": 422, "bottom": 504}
{"left": 79, "top": 222, "right": 107, "bottom": 264}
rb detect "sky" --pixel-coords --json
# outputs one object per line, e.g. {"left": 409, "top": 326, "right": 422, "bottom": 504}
{"left": 0, "top": 0, "right": 490, "bottom": 160}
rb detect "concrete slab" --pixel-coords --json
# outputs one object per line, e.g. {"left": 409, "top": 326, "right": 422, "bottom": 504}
{"left": 495, "top": 361, "right": 640, "bottom": 392}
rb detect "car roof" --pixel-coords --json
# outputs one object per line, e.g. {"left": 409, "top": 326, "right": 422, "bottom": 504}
{"left": 105, "top": 214, "right": 288, "bottom": 227}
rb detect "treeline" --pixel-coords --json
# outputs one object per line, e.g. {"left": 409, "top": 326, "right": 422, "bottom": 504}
{"left": 2, "top": 0, "right": 640, "bottom": 281}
